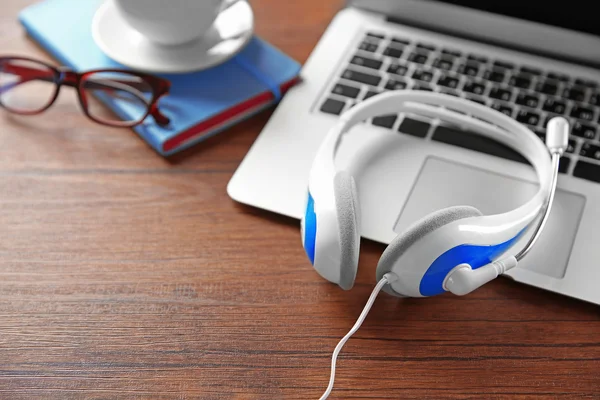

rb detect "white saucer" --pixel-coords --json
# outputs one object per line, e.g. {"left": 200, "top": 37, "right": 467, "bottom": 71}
{"left": 91, "top": 0, "right": 254, "bottom": 74}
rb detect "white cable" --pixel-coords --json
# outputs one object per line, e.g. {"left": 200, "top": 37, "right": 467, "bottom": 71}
{"left": 319, "top": 273, "right": 398, "bottom": 400}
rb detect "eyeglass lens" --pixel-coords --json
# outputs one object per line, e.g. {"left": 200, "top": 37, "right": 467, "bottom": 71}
{"left": 0, "top": 58, "right": 58, "bottom": 114}
{"left": 80, "top": 71, "right": 154, "bottom": 126}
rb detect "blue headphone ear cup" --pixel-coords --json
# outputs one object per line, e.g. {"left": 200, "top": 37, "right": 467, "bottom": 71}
{"left": 334, "top": 171, "right": 360, "bottom": 290}
{"left": 376, "top": 205, "right": 483, "bottom": 296}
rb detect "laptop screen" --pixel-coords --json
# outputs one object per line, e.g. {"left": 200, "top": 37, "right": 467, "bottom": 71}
{"left": 349, "top": 0, "right": 600, "bottom": 65}
{"left": 435, "top": 1, "right": 599, "bottom": 37}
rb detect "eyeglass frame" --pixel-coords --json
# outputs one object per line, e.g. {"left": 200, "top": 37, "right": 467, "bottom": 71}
{"left": 0, "top": 56, "right": 172, "bottom": 127}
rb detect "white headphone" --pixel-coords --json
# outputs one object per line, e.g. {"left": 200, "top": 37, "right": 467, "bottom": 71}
{"left": 299, "top": 91, "right": 568, "bottom": 399}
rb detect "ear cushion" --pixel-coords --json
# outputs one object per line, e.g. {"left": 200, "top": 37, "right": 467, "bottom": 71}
{"left": 334, "top": 171, "right": 360, "bottom": 290}
{"left": 376, "top": 205, "right": 483, "bottom": 292}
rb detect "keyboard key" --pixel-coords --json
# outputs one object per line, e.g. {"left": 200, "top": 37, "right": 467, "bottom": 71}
{"left": 570, "top": 104, "right": 595, "bottom": 121}
{"left": 547, "top": 72, "right": 570, "bottom": 82}
{"left": 536, "top": 80, "right": 559, "bottom": 95}
{"left": 366, "top": 32, "right": 384, "bottom": 39}
{"left": 320, "top": 98, "right": 345, "bottom": 115}
{"left": 559, "top": 156, "right": 570, "bottom": 174}
{"left": 363, "top": 90, "right": 381, "bottom": 100}
{"left": 408, "top": 52, "right": 429, "bottom": 64}
{"left": 493, "top": 60, "right": 514, "bottom": 70}
{"left": 572, "top": 121, "right": 597, "bottom": 140}
{"left": 398, "top": 117, "right": 430, "bottom": 137}
{"left": 391, "top": 37, "right": 410, "bottom": 45}
{"left": 590, "top": 93, "right": 600, "bottom": 106}
{"left": 350, "top": 55, "right": 382, "bottom": 70}
{"left": 372, "top": 115, "right": 398, "bottom": 129}
{"left": 332, "top": 83, "right": 360, "bottom": 99}
{"left": 483, "top": 69, "right": 505, "bottom": 83}
{"left": 433, "top": 57, "right": 454, "bottom": 71}
{"left": 358, "top": 41, "right": 378, "bottom": 52}
{"left": 542, "top": 97, "right": 567, "bottom": 114}
{"left": 575, "top": 78, "right": 597, "bottom": 88}
{"left": 385, "top": 78, "right": 407, "bottom": 90}
{"left": 441, "top": 48, "right": 461, "bottom": 57}
{"left": 579, "top": 143, "right": 600, "bottom": 160}
{"left": 567, "top": 139, "right": 576, "bottom": 154}
{"left": 341, "top": 69, "right": 381, "bottom": 86}
{"left": 413, "top": 83, "right": 433, "bottom": 91}
{"left": 563, "top": 86, "right": 586, "bottom": 102}
{"left": 516, "top": 92, "right": 540, "bottom": 108}
{"left": 489, "top": 86, "right": 513, "bottom": 102}
{"left": 520, "top": 66, "right": 542, "bottom": 76}
{"left": 412, "top": 69, "right": 434, "bottom": 82}
{"left": 458, "top": 62, "right": 479, "bottom": 77}
{"left": 491, "top": 102, "right": 513, "bottom": 117}
{"left": 467, "top": 54, "right": 488, "bottom": 63}
{"left": 437, "top": 74, "right": 460, "bottom": 89}
{"left": 432, "top": 125, "right": 527, "bottom": 163}
{"left": 574, "top": 160, "right": 600, "bottom": 182}
{"left": 462, "top": 79, "right": 486, "bottom": 95}
{"left": 383, "top": 46, "right": 404, "bottom": 58}
{"left": 465, "top": 94, "right": 486, "bottom": 105}
{"left": 416, "top": 43, "right": 436, "bottom": 51}
{"left": 387, "top": 63, "right": 408, "bottom": 76}
{"left": 509, "top": 74, "right": 532, "bottom": 89}
{"left": 516, "top": 109, "right": 541, "bottom": 126}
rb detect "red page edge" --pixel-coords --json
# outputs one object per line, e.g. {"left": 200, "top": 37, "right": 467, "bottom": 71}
{"left": 163, "top": 76, "right": 301, "bottom": 153}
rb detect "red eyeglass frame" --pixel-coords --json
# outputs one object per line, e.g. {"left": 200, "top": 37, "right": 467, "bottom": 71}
{"left": 0, "top": 56, "right": 172, "bottom": 127}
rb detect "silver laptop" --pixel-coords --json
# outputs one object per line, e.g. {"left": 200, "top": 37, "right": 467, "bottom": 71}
{"left": 227, "top": 0, "right": 600, "bottom": 305}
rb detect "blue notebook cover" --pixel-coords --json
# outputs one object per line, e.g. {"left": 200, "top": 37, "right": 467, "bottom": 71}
{"left": 18, "top": 0, "right": 301, "bottom": 156}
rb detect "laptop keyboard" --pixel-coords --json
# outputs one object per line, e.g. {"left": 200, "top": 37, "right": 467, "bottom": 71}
{"left": 318, "top": 31, "right": 600, "bottom": 184}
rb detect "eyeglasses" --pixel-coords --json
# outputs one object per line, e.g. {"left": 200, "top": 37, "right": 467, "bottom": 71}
{"left": 0, "top": 56, "right": 171, "bottom": 127}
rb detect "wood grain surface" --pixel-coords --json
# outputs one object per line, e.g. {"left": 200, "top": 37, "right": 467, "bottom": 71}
{"left": 0, "top": 1, "right": 599, "bottom": 399}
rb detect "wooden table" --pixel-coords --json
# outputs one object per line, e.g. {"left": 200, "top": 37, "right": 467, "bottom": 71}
{"left": 1, "top": 1, "right": 599, "bottom": 399}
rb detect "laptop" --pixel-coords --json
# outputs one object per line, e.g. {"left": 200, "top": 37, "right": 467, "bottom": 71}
{"left": 227, "top": 0, "right": 600, "bottom": 305}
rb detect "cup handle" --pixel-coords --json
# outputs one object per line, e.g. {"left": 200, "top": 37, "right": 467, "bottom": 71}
{"left": 219, "top": 0, "right": 243, "bottom": 13}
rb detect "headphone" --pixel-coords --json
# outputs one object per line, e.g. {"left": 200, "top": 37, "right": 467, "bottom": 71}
{"left": 302, "top": 90, "right": 568, "bottom": 298}
{"left": 299, "top": 91, "right": 568, "bottom": 399}
{"left": 301, "top": 91, "right": 568, "bottom": 399}
{"left": 301, "top": 90, "right": 569, "bottom": 400}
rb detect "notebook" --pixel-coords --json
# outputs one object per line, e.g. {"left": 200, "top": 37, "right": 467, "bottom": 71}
{"left": 18, "top": 0, "right": 301, "bottom": 156}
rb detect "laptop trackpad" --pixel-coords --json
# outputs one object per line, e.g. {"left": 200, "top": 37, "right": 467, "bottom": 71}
{"left": 394, "top": 157, "right": 585, "bottom": 279}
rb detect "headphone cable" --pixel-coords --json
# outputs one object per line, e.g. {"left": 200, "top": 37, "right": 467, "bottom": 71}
{"left": 319, "top": 272, "right": 398, "bottom": 400}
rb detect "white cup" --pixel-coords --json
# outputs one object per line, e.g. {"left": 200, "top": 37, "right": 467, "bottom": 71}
{"left": 113, "top": 0, "right": 241, "bottom": 46}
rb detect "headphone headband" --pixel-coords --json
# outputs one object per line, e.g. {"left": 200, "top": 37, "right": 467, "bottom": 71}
{"left": 309, "top": 91, "right": 553, "bottom": 236}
